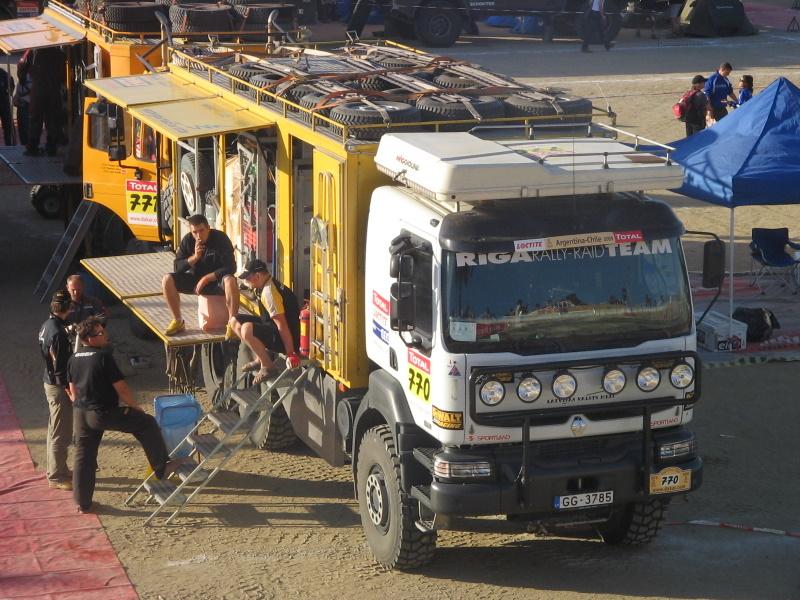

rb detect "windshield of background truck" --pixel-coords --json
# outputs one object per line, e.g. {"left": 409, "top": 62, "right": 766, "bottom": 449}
{"left": 442, "top": 237, "right": 691, "bottom": 354}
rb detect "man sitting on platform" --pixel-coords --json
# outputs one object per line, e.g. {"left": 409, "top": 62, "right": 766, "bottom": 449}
{"left": 162, "top": 214, "right": 239, "bottom": 339}
{"left": 229, "top": 259, "right": 301, "bottom": 385}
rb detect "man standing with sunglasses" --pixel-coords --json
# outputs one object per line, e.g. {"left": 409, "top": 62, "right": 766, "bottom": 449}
{"left": 68, "top": 316, "right": 179, "bottom": 513}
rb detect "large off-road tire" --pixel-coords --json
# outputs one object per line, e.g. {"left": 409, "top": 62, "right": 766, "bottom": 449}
{"left": 372, "top": 55, "right": 415, "bottom": 69}
{"left": 235, "top": 343, "right": 297, "bottom": 450}
{"left": 160, "top": 180, "right": 174, "bottom": 234}
{"left": 414, "top": 0, "right": 462, "bottom": 47}
{"left": 228, "top": 62, "right": 270, "bottom": 81}
{"left": 598, "top": 498, "right": 669, "bottom": 545}
{"left": 30, "top": 185, "right": 62, "bottom": 220}
{"left": 357, "top": 425, "right": 436, "bottom": 570}
{"left": 416, "top": 95, "right": 505, "bottom": 124}
{"left": 298, "top": 92, "right": 329, "bottom": 124}
{"left": 170, "top": 3, "right": 234, "bottom": 32}
{"left": 102, "top": 1, "right": 159, "bottom": 23}
{"left": 503, "top": 94, "right": 594, "bottom": 123}
{"left": 330, "top": 101, "right": 420, "bottom": 140}
{"left": 201, "top": 341, "right": 238, "bottom": 409}
{"left": 433, "top": 72, "right": 478, "bottom": 89}
{"left": 179, "top": 151, "right": 214, "bottom": 215}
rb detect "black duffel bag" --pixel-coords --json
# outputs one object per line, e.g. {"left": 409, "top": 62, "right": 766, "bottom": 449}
{"left": 732, "top": 307, "right": 781, "bottom": 343}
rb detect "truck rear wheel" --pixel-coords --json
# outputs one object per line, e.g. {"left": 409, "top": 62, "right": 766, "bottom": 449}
{"left": 598, "top": 498, "right": 669, "bottom": 545}
{"left": 414, "top": 1, "right": 461, "bottom": 47}
{"left": 357, "top": 425, "right": 436, "bottom": 570}
{"left": 30, "top": 185, "right": 62, "bottom": 220}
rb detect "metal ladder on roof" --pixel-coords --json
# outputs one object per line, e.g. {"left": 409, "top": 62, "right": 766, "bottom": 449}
{"left": 126, "top": 359, "right": 314, "bottom": 525}
{"left": 34, "top": 199, "right": 99, "bottom": 303}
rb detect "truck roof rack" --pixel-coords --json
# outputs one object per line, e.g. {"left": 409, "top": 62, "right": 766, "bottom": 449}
{"left": 374, "top": 131, "right": 681, "bottom": 204}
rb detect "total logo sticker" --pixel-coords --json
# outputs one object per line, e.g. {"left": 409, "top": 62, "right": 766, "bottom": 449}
{"left": 407, "top": 349, "right": 431, "bottom": 402}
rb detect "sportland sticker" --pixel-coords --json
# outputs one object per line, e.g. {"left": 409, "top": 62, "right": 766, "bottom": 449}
{"left": 125, "top": 180, "right": 158, "bottom": 227}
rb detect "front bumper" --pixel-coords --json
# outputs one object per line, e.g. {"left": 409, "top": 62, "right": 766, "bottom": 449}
{"left": 428, "top": 428, "right": 703, "bottom": 517}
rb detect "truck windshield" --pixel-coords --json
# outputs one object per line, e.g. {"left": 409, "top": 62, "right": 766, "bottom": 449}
{"left": 442, "top": 237, "right": 692, "bottom": 354}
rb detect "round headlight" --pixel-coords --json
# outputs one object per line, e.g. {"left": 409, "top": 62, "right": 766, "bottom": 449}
{"left": 670, "top": 363, "right": 694, "bottom": 388}
{"left": 602, "top": 368, "right": 627, "bottom": 394}
{"left": 552, "top": 372, "right": 577, "bottom": 399}
{"left": 517, "top": 376, "right": 542, "bottom": 403}
{"left": 480, "top": 380, "right": 505, "bottom": 406}
{"left": 636, "top": 366, "right": 661, "bottom": 392}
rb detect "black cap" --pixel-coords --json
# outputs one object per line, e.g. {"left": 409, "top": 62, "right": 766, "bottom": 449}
{"left": 238, "top": 259, "right": 269, "bottom": 279}
{"left": 692, "top": 75, "right": 707, "bottom": 85}
{"left": 51, "top": 290, "right": 71, "bottom": 312}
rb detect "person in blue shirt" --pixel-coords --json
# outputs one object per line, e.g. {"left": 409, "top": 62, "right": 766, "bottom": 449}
{"left": 704, "top": 62, "right": 738, "bottom": 122}
{"left": 737, "top": 75, "right": 754, "bottom": 105}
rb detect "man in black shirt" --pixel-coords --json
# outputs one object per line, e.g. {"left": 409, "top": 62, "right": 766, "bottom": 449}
{"left": 161, "top": 214, "right": 239, "bottom": 339}
{"left": 68, "top": 316, "right": 176, "bottom": 513}
{"left": 38, "top": 290, "right": 74, "bottom": 490}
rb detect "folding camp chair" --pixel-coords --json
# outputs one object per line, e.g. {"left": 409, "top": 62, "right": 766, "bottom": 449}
{"left": 749, "top": 227, "right": 800, "bottom": 294}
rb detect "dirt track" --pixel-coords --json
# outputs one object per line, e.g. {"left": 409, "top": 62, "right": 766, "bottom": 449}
{"left": 5, "top": 20, "right": 800, "bottom": 600}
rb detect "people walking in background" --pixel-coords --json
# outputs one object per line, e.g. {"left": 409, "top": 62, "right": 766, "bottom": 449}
{"left": 14, "top": 50, "right": 32, "bottom": 147}
{"left": 737, "top": 74, "right": 754, "bottom": 105}
{"left": 704, "top": 62, "right": 737, "bottom": 122}
{"left": 25, "top": 46, "right": 65, "bottom": 157}
{"left": 581, "top": 0, "right": 614, "bottom": 53}
{"left": 38, "top": 290, "right": 74, "bottom": 491}
{"left": 684, "top": 75, "right": 709, "bottom": 137}
{"left": 0, "top": 68, "right": 15, "bottom": 146}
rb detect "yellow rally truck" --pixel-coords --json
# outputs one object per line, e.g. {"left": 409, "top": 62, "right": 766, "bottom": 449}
{"left": 79, "top": 42, "right": 722, "bottom": 569}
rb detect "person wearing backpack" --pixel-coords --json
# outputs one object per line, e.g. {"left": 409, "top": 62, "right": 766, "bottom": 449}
{"left": 683, "top": 75, "right": 709, "bottom": 137}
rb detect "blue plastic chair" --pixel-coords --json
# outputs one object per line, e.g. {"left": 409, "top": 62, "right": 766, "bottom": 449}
{"left": 749, "top": 227, "right": 800, "bottom": 294}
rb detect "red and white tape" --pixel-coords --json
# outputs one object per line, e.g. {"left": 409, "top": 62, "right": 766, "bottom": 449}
{"left": 668, "top": 519, "right": 800, "bottom": 538}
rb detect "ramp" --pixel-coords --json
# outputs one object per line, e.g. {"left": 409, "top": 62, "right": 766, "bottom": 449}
{"left": 0, "top": 146, "right": 80, "bottom": 185}
{"left": 82, "top": 252, "right": 227, "bottom": 348}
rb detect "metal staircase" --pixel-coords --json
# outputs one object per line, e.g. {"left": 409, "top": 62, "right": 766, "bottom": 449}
{"left": 34, "top": 199, "right": 99, "bottom": 302}
{"left": 126, "top": 360, "right": 313, "bottom": 525}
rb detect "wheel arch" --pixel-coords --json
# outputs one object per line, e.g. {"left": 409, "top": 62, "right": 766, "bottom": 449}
{"left": 352, "top": 369, "right": 418, "bottom": 498}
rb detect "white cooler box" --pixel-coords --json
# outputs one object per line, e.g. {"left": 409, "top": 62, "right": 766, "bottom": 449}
{"left": 696, "top": 311, "right": 747, "bottom": 352}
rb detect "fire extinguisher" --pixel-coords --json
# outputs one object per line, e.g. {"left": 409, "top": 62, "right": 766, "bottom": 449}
{"left": 299, "top": 304, "right": 310, "bottom": 357}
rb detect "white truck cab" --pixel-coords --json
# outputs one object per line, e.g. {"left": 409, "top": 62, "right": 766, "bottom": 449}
{"left": 352, "top": 132, "right": 704, "bottom": 568}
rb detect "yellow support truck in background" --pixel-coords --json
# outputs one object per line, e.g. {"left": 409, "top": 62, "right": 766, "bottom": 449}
{"left": 79, "top": 42, "right": 719, "bottom": 570}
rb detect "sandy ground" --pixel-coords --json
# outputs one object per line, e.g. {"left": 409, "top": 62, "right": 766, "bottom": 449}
{"left": 4, "top": 17, "right": 800, "bottom": 600}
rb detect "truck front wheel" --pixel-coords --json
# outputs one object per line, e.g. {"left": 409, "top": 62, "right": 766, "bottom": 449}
{"left": 414, "top": 1, "right": 462, "bottom": 47}
{"left": 357, "top": 425, "right": 436, "bottom": 569}
{"left": 598, "top": 498, "right": 669, "bottom": 545}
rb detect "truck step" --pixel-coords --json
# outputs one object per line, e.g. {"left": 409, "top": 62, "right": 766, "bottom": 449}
{"left": 187, "top": 433, "right": 228, "bottom": 458}
{"left": 230, "top": 388, "right": 260, "bottom": 409}
{"left": 143, "top": 479, "right": 187, "bottom": 506}
{"left": 172, "top": 462, "right": 210, "bottom": 484}
{"left": 207, "top": 410, "right": 243, "bottom": 435}
{"left": 410, "top": 484, "right": 432, "bottom": 509}
{"left": 412, "top": 447, "right": 438, "bottom": 472}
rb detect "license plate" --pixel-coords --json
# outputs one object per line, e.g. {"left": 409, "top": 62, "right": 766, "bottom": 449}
{"left": 649, "top": 466, "right": 692, "bottom": 494}
{"left": 554, "top": 490, "right": 613, "bottom": 510}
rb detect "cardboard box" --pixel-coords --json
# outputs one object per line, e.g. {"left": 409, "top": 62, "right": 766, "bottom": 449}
{"left": 696, "top": 311, "right": 747, "bottom": 352}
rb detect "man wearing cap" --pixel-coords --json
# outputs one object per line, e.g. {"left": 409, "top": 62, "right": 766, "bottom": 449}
{"left": 161, "top": 214, "right": 240, "bottom": 340}
{"left": 229, "top": 259, "right": 301, "bottom": 385}
{"left": 704, "top": 62, "right": 738, "bottom": 122}
{"left": 37, "top": 290, "right": 74, "bottom": 490}
{"left": 685, "top": 75, "right": 710, "bottom": 137}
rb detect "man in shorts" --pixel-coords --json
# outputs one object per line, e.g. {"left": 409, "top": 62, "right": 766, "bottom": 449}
{"left": 229, "top": 259, "right": 301, "bottom": 385}
{"left": 161, "top": 214, "right": 239, "bottom": 339}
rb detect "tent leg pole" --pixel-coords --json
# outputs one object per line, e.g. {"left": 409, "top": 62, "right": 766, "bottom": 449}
{"left": 729, "top": 208, "right": 735, "bottom": 337}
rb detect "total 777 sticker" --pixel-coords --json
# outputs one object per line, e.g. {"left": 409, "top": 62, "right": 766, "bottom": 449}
{"left": 126, "top": 180, "right": 158, "bottom": 227}
{"left": 407, "top": 348, "right": 431, "bottom": 402}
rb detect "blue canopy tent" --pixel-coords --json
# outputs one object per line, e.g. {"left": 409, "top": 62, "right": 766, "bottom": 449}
{"left": 669, "top": 76, "right": 800, "bottom": 323}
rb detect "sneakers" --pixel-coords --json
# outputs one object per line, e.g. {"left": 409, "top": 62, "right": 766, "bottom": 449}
{"left": 77, "top": 503, "right": 93, "bottom": 514}
{"left": 49, "top": 479, "right": 73, "bottom": 491}
{"left": 224, "top": 324, "right": 239, "bottom": 341}
{"left": 241, "top": 360, "right": 261, "bottom": 373}
{"left": 164, "top": 318, "right": 185, "bottom": 336}
{"left": 253, "top": 366, "right": 279, "bottom": 385}
{"left": 24, "top": 146, "right": 42, "bottom": 156}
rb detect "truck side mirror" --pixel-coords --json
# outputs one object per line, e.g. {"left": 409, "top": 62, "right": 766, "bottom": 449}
{"left": 702, "top": 239, "right": 725, "bottom": 288}
{"left": 389, "top": 253, "right": 414, "bottom": 280}
{"left": 390, "top": 281, "right": 415, "bottom": 331}
{"left": 108, "top": 144, "right": 127, "bottom": 162}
